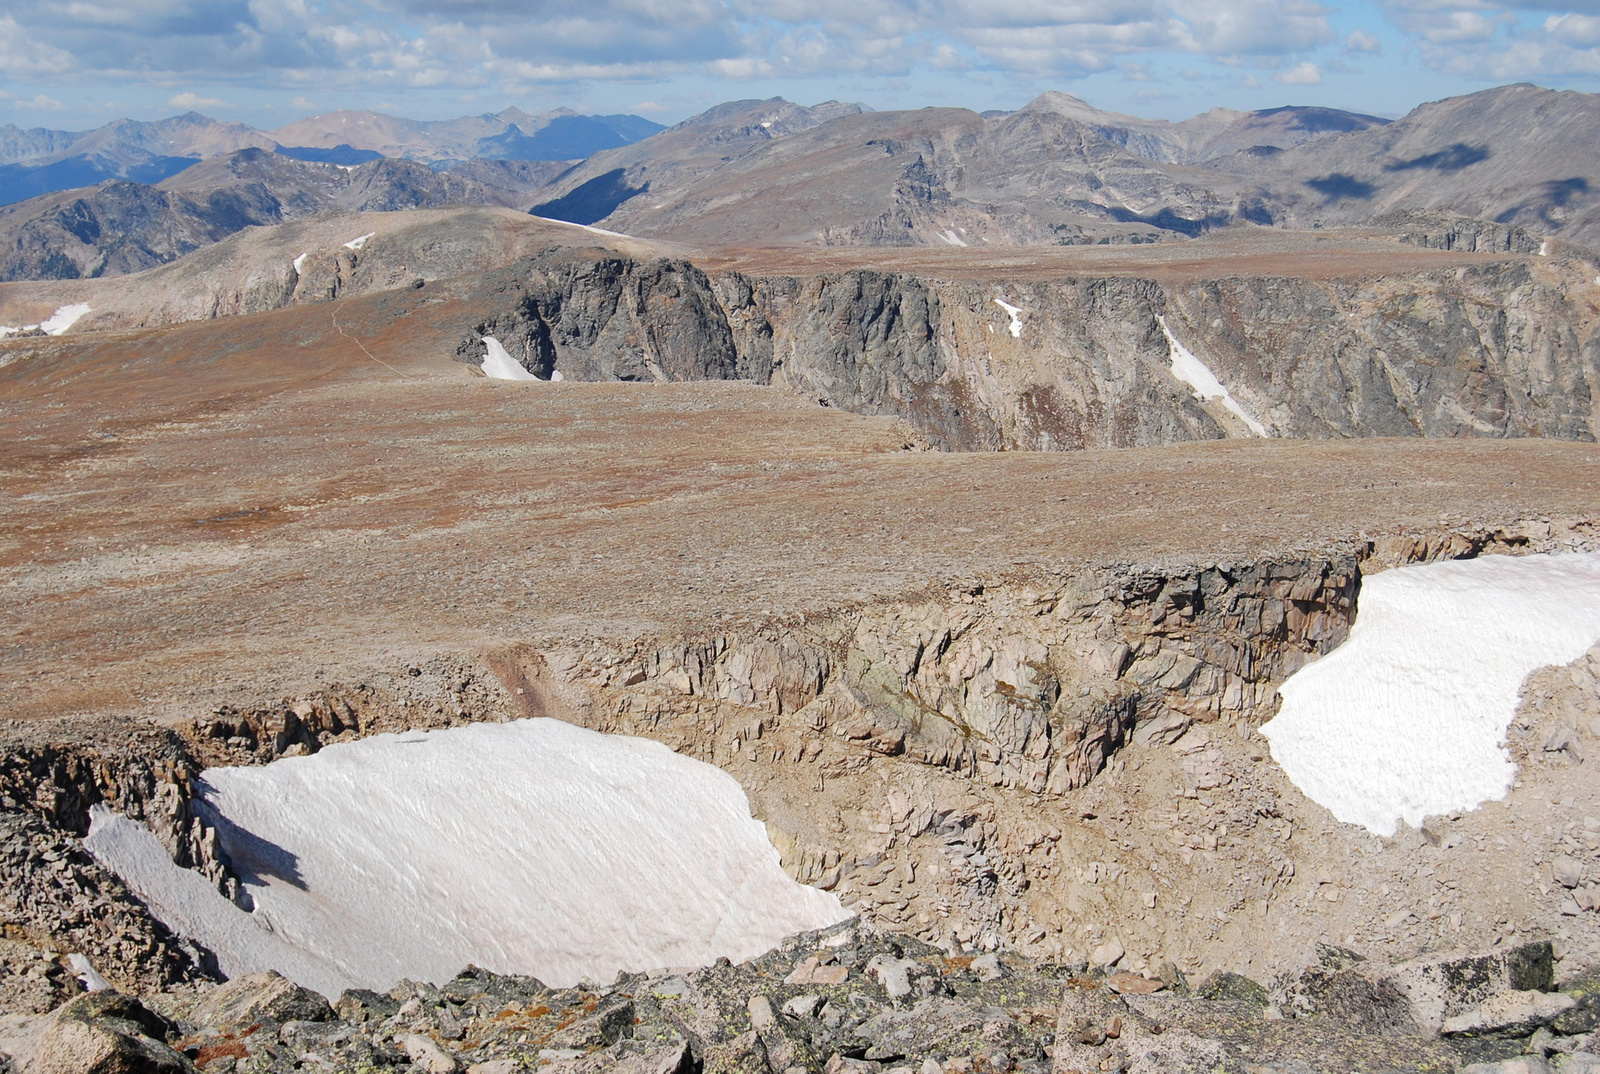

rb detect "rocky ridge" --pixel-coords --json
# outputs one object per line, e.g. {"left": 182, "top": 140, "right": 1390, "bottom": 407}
{"left": 0, "top": 923, "right": 1596, "bottom": 1074}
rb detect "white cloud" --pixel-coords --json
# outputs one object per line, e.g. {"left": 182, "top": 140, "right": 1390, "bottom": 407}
{"left": 1383, "top": 0, "right": 1600, "bottom": 78}
{"left": 53, "top": 0, "right": 1600, "bottom": 106}
{"left": 1544, "top": 11, "right": 1600, "bottom": 46}
{"left": 1273, "top": 59, "right": 1322, "bottom": 83}
{"left": 0, "top": 14, "right": 74, "bottom": 78}
{"left": 1346, "top": 28, "right": 1382, "bottom": 51}
{"left": 168, "top": 91, "right": 231, "bottom": 108}
{"left": 0, "top": 89, "right": 65, "bottom": 109}
{"left": 1170, "top": 0, "right": 1333, "bottom": 54}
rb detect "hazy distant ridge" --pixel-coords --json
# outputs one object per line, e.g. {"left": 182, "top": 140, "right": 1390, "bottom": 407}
{"left": 0, "top": 107, "right": 665, "bottom": 209}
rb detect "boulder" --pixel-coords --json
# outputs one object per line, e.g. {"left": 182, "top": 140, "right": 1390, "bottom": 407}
{"left": 546, "top": 996, "right": 635, "bottom": 1049}
{"left": 188, "top": 970, "right": 333, "bottom": 1030}
{"left": 1375, "top": 942, "right": 1554, "bottom": 1032}
{"left": 1552, "top": 988, "right": 1600, "bottom": 1034}
{"left": 966, "top": 954, "right": 1003, "bottom": 983}
{"left": 0, "top": 992, "right": 192, "bottom": 1074}
{"left": 396, "top": 1032, "right": 463, "bottom": 1074}
{"left": 542, "top": 1040, "right": 689, "bottom": 1074}
{"left": 1193, "top": 971, "right": 1268, "bottom": 1006}
{"left": 1088, "top": 939, "right": 1124, "bottom": 969}
{"left": 1459, "top": 1059, "right": 1553, "bottom": 1074}
{"left": 1441, "top": 990, "right": 1576, "bottom": 1036}
{"left": 1051, "top": 982, "right": 1224, "bottom": 1074}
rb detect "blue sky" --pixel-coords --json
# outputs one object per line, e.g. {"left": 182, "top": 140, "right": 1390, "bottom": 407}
{"left": 2, "top": 0, "right": 1598, "bottom": 129}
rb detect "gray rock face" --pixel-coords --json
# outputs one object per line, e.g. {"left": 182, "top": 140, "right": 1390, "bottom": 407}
{"left": 458, "top": 248, "right": 1600, "bottom": 453}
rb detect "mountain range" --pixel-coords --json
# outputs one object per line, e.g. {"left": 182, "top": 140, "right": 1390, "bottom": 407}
{"left": 527, "top": 84, "right": 1594, "bottom": 251}
{"left": 0, "top": 84, "right": 1596, "bottom": 282}
{"left": 0, "top": 107, "right": 664, "bottom": 209}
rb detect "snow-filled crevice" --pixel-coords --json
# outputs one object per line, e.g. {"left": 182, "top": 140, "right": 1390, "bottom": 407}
{"left": 1261, "top": 553, "right": 1600, "bottom": 837}
{"left": 479, "top": 335, "right": 541, "bottom": 381}
{"left": 85, "top": 718, "right": 846, "bottom": 998}
{"left": 1156, "top": 316, "right": 1268, "bottom": 438}
{"left": 993, "top": 298, "right": 1024, "bottom": 338}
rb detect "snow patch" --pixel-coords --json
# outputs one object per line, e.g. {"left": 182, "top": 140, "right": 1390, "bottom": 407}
{"left": 993, "top": 298, "right": 1024, "bottom": 338}
{"left": 67, "top": 954, "right": 110, "bottom": 993}
{"left": 0, "top": 303, "right": 91, "bottom": 339}
{"left": 40, "top": 303, "right": 90, "bottom": 335}
{"left": 937, "top": 229, "right": 968, "bottom": 247}
{"left": 87, "top": 718, "right": 846, "bottom": 997}
{"left": 528, "top": 214, "right": 633, "bottom": 239}
{"left": 1261, "top": 553, "right": 1600, "bottom": 837}
{"left": 479, "top": 335, "right": 541, "bottom": 381}
{"left": 292, "top": 253, "right": 309, "bottom": 274}
{"left": 1540, "top": 240, "right": 1550, "bottom": 256}
{"left": 1157, "top": 316, "right": 1268, "bottom": 437}
{"left": 343, "top": 232, "right": 375, "bottom": 250}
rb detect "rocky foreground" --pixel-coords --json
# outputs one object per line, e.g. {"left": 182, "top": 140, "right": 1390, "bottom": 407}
{"left": 0, "top": 920, "right": 1596, "bottom": 1074}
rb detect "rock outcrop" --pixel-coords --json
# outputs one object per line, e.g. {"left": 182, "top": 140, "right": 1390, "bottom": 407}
{"left": 454, "top": 247, "right": 1600, "bottom": 450}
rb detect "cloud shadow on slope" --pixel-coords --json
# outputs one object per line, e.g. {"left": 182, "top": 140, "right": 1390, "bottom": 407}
{"left": 1385, "top": 143, "right": 1491, "bottom": 173}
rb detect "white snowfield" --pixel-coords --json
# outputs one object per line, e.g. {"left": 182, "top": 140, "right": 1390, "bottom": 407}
{"left": 0, "top": 303, "right": 91, "bottom": 339}
{"left": 343, "top": 232, "right": 375, "bottom": 250}
{"left": 86, "top": 718, "right": 846, "bottom": 998}
{"left": 1262, "top": 553, "right": 1600, "bottom": 837}
{"left": 993, "top": 298, "right": 1024, "bottom": 337}
{"left": 479, "top": 335, "right": 540, "bottom": 381}
{"left": 938, "top": 229, "right": 968, "bottom": 247}
{"left": 1156, "top": 316, "right": 1268, "bottom": 437}
{"left": 292, "top": 253, "right": 309, "bottom": 274}
{"left": 85, "top": 808, "right": 346, "bottom": 995}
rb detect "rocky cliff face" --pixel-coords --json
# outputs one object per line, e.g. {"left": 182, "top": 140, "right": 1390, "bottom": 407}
{"left": 457, "top": 248, "right": 1600, "bottom": 450}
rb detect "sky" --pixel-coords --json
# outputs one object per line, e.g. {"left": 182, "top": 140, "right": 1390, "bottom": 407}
{"left": 2, "top": 0, "right": 1599, "bottom": 130}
